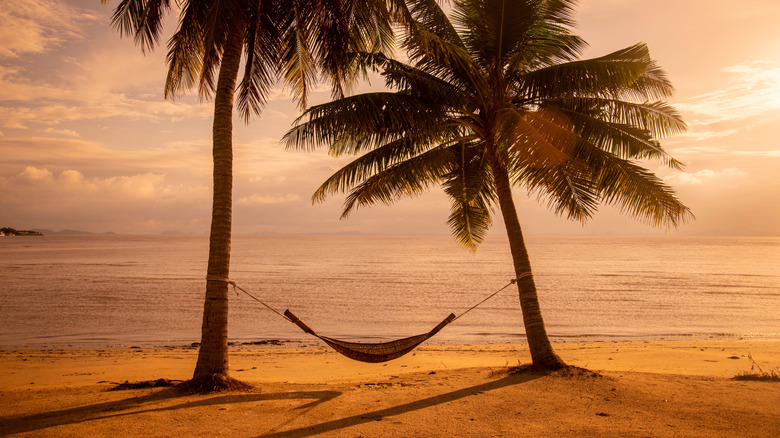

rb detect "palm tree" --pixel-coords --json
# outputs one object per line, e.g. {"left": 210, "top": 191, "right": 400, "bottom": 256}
{"left": 104, "top": 0, "right": 401, "bottom": 389}
{"left": 284, "top": 0, "right": 692, "bottom": 370}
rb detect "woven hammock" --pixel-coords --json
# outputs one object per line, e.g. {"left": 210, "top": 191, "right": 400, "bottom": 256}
{"left": 217, "top": 275, "right": 523, "bottom": 363}
{"left": 284, "top": 309, "right": 456, "bottom": 363}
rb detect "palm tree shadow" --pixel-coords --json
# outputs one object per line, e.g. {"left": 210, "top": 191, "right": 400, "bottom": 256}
{"left": 260, "top": 369, "right": 546, "bottom": 437}
{"left": 0, "top": 387, "right": 341, "bottom": 436}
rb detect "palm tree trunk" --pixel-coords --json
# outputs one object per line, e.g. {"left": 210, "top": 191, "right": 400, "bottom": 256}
{"left": 192, "top": 27, "right": 244, "bottom": 380}
{"left": 488, "top": 151, "right": 566, "bottom": 369}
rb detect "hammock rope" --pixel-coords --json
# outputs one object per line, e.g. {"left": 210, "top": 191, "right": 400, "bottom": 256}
{"left": 205, "top": 273, "right": 529, "bottom": 363}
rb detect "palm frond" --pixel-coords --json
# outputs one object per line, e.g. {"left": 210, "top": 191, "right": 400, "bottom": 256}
{"left": 590, "top": 152, "right": 694, "bottom": 227}
{"left": 346, "top": 0, "right": 396, "bottom": 53}
{"left": 164, "top": 11, "right": 205, "bottom": 98}
{"left": 443, "top": 141, "right": 494, "bottom": 250}
{"left": 516, "top": 157, "right": 599, "bottom": 223}
{"left": 401, "top": 10, "right": 482, "bottom": 93}
{"left": 445, "top": 187, "right": 493, "bottom": 250}
{"left": 626, "top": 60, "right": 676, "bottom": 100}
{"left": 236, "top": 0, "right": 281, "bottom": 121}
{"left": 499, "top": 108, "right": 600, "bottom": 221}
{"left": 521, "top": 0, "right": 586, "bottom": 65}
{"left": 196, "top": 0, "right": 241, "bottom": 99}
{"left": 455, "top": 0, "right": 555, "bottom": 68}
{"left": 381, "top": 58, "right": 472, "bottom": 109}
{"left": 522, "top": 43, "right": 654, "bottom": 100}
{"left": 561, "top": 106, "right": 685, "bottom": 169}
{"left": 499, "top": 106, "right": 574, "bottom": 171}
{"left": 312, "top": 135, "right": 442, "bottom": 203}
{"left": 284, "top": 93, "right": 448, "bottom": 152}
{"left": 557, "top": 97, "right": 686, "bottom": 139}
{"left": 339, "top": 146, "right": 455, "bottom": 217}
{"left": 278, "top": 3, "right": 318, "bottom": 109}
{"left": 404, "top": 0, "right": 464, "bottom": 46}
{"left": 104, "top": 0, "right": 172, "bottom": 53}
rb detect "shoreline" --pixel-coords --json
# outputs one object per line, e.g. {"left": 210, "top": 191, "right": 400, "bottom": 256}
{"left": 6, "top": 331, "right": 780, "bottom": 352}
{"left": 2, "top": 339, "right": 779, "bottom": 436}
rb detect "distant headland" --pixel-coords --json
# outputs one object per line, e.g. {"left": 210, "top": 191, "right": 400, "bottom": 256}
{"left": 1, "top": 227, "right": 43, "bottom": 236}
{"left": 0, "top": 227, "right": 117, "bottom": 236}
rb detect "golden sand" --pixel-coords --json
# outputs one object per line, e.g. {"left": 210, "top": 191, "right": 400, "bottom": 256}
{"left": 2, "top": 340, "right": 779, "bottom": 437}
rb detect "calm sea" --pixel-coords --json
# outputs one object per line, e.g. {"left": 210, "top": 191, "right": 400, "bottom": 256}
{"left": 1, "top": 235, "right": 778, "bottom": 349}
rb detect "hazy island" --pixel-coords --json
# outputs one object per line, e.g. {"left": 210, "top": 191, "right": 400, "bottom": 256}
{"left": 0, "top": 227, "right": 43, "bottom": 236}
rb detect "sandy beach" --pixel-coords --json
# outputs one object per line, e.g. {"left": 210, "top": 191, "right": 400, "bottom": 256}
{"left": 1, "top": 339, "right": 779, "bottom": 437}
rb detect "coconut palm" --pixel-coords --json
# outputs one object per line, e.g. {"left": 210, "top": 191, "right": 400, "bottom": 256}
{"left": 284, "top": 0, "right": 692, "bottom": 369}
{"left": 104, "top": 0, "right": 401, "bottom": 388}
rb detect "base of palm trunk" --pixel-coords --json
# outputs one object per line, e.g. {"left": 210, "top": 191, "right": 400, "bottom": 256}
{"left": 529, "top": 349, "right": 568, "bottom": 370}
{"left": 178, "top": 374, "right": 254, "bottom": 393}
{"left": 509, "top": 363, "right": 597, "bottom": 377}
{"left": 532, "top": 356, "right": 568, "bottom": 371}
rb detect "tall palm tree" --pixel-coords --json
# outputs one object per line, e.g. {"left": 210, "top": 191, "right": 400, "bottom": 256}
{"left": 285, "top": 0, "right": 692, "bottom": 370}
{"left": 104, "top": 0, "right": 401, "bottom": 388}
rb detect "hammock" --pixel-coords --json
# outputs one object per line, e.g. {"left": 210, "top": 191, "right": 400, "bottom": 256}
{"left": 284, "top": 309, "right": 456, "bottom": 363}
{"left": 212, "top": 274, "right": 525, "bottom": 363}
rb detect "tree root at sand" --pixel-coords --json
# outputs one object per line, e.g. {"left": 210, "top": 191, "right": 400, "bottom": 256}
{"left": 107, "top": 375, "right": 255, "bottom": 393}
{"left": 107, "top": 378, "right": 183, "bottom": 390}
{"left": 503, "top": 364, "right": 602, "bottom": 378}
{"left": 177, "top": 374, "right": 255, "bottom": 393}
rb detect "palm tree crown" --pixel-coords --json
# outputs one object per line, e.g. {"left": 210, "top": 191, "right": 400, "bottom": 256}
{"left": 104, "top": 0, "right": 401, "bottom": 117}
{"left": 285, "top": 0, "right": 692, "bottom": 369}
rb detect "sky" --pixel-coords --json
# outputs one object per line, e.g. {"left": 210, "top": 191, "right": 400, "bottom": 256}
{"left": 1, "top": 0, "right": 779, "bottom": 236}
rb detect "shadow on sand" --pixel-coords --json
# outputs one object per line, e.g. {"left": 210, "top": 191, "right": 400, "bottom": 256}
{"left": 1, "top": 370, "right": 544, "bottom": 436}
{"left": 0, "top": 386, "right": 341, "bottom": 436}
{"left": 260, "top": 370, "right": 545, "bottom": 437}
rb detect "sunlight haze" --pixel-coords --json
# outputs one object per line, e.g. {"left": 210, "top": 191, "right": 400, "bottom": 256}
{"left": 1, "top": 0, "right": 778, "bottom": 236}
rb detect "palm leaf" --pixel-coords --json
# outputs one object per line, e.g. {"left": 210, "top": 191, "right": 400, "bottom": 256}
{"left": 590, "top": 151, "right": 693, "bottom": 227}
{"left": 285, "top": 93, "right": 448, "bottom": 152}
{"left": 103, "top": 0, "right": 172, "bottom": 53}
{"left": 522, "top": 43, "right": 655, "bottom": 100}
{"left": 516, "top": 157, "right": 599, "bottom": 222}
{"left": 236, "top": 0, "right": 280, "bottom": 121}
{"left": 164, "top": 12, "right": 205, "bottom": 98}
{"left": 560, "top": 106, "right": 684, "bottom": 169}
{"left": 340, "top": 146, "right": 455, "bottom": 217}
{"left": 443, "top": 141, "right": 494, "bottom": 250}
{"left": 312, "top": 134, "right": 443, "bottom": 203}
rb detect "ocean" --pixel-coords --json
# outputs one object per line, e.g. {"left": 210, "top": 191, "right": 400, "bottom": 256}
{"left": 1, "top": 235, "right": 778, "bottom": 349}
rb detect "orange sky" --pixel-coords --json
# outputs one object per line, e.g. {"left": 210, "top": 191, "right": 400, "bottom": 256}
{"left": 1, "top": 0, "right": 779, "bottom": 236}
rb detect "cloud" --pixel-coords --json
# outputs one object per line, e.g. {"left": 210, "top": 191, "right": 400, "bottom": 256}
{"left": 44, "top": 127, "right": 80, "bottom": 137}
{"left": 672, "top": 128, "right": 738, "bottom": 141}
{"left": 0, "top": 0, "right": 96, "bottom": 58}
{"left": 0, "top": 136, "right": 213, "bottom": 178}
{"left": 0, "top": 166, "right": 211, "bottom": 233}
{"left": 237, "top": 193, "right": 301, "bottom": 205}
{"left": 17, "top": 166, "right": 54, "bottom": 184}
{"left": 0, "top": 81, "right": 211, "bottom": 131}
{"left": 4, "top": 166, "right": 208, "bottom": 200}
{"left": 676, "top": 61, "right": 780, "bottom": 125}
{"left": 669, "top": 145, "right": 780, "bottom": 158}
{"left": 248, "top": 175, "right": 288, "bottom": 184}
{"left": 0, "top": 12, "right": 211, "bottom": 132}
{"left": 663, "top": 168, "right": 747, "bottom": 186}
